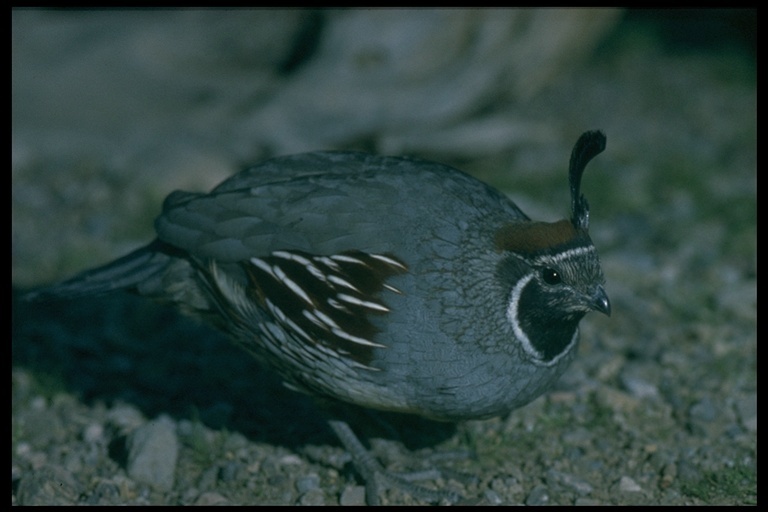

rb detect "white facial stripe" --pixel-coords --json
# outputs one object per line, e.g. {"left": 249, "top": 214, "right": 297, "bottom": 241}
{"left": 534, "top": 246, "right": 595, "bottom": 265}
{"left": 506, "top": 272, "right": 577, "bottom": 367}
{"left": 507, "top": 273, "right": 535, "bottom": 356}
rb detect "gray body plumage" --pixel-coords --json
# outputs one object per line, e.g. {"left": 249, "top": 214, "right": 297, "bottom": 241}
{"left": 29, "top": 150, "right": 603, "bottom": 422}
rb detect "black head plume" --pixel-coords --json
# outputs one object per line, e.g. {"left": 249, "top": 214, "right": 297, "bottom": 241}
{"left": 569, "top": 130, "right": 606, "bottom": 231}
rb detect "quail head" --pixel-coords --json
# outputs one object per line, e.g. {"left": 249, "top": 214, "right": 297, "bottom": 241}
{"left": 27, "top": 130, "right": 610, "bottom": 503}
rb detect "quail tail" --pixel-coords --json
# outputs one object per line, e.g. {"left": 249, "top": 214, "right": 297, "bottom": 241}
{"left": 24, "top": 239, "right": 173, "bottom": 301}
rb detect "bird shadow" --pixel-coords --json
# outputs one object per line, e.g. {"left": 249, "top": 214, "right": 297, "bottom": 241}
{"left": 12, "top": 288, "right": 457, "bottom": 455}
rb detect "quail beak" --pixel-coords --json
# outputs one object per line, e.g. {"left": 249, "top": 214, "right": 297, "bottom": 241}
{"left": 589, "top": 285, "right": 611, "bottom": 317}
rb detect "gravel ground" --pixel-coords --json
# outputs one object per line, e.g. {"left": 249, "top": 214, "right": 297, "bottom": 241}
{"left": 12, "top": 10, "right": 755, "bottom": 505}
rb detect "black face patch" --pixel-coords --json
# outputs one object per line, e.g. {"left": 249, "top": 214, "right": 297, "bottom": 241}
{"left": 516, "top": 278, "right": 584, "bottom": 363}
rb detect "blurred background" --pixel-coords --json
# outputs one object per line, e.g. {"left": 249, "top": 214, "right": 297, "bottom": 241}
{"left": 12, "top": 8, "right": 754, "bottom": 286}
{"left": 12, "top": 8, "right": 755, "bottom": 505}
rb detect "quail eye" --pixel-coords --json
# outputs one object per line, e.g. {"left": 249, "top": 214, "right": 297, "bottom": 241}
{"left": 541, "top": 267, "right": 562, "bottom": 285}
